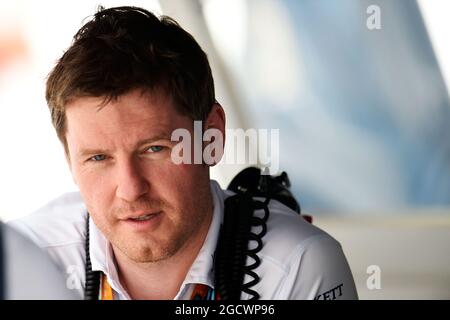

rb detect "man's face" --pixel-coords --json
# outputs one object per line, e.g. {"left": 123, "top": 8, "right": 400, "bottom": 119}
{"left": 65, "top": 88, "right": 214, "bottom": 263}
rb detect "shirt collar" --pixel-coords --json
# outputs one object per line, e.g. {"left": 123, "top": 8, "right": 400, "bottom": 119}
{"left": 88, "top": 179, "right": 225, "bottom": 298}
{"left": 89, "top": 214, "right": 130, "bottom": 298}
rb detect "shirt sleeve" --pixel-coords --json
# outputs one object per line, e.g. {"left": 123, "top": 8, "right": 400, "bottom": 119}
{"left": 281, "top": 234, "right": 359, "bottom": 300}
{"left": 2, "top": 223, "right": 81, "bottom": 299}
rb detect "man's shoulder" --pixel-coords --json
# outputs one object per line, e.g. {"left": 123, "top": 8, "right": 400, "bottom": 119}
{"left": 263, "top": 199, "right": 340, "bottom": 260}
{"left": 217, "top": 184, "right": 341, "bottom": 265}
{"left": 7, "top": 192, "right": 87, "bottom": 248}
{"left": 2, "top": 222, "right": 81, "bottom": 299}
{"left": 214, "top": 184, "right": 356, "bottom": 299}
{"left": 221, "top": 185, "right": 340, "bottom": 254}
{"left": 267, "top": 199, "right": 336, "bottom": 241}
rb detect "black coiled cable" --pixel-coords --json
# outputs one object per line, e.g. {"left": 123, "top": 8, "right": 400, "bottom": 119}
{"left": 214, "top": 193, "right": 252, "bottom": 299}
{"left": 214, "top": 167, "right": 300, "bottom": 300}
{"left": 242, "top": 197, "right": 270, "bottom": 299}
{"left": 214, "top": 191, "right": 272, "bottom": 300}
{"left": 84, "top": 216, "right": 101, "bottom": 300}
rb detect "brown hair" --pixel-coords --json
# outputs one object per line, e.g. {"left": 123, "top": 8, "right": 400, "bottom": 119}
{"left": 46, "top": 6, "right": 215, "bottom": 151}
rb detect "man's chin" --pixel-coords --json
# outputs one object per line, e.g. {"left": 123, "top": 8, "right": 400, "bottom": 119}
{"left": 116, "top": 242, "right": 175, "bottom": 264}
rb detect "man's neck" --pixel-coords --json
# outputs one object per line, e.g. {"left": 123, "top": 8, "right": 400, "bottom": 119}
{"left": 112, "top": 206, "right": 214, "bottom": 300}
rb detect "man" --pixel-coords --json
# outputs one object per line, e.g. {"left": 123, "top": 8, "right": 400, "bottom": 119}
{"left": 9, "top": 6, "right": 358, "bottom": 300}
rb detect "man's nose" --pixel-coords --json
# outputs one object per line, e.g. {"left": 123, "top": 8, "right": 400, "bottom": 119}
{"left": 115, "top": 158, "right": 150, "bottom": 202}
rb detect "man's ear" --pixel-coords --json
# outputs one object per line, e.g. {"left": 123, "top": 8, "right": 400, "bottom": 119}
{"left": 203, "top": 103, "right": 226, "bottom": 166}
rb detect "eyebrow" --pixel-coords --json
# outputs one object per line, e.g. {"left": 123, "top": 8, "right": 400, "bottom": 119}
{"left": 77, "top": 133, "right": 173, "bottom": 158}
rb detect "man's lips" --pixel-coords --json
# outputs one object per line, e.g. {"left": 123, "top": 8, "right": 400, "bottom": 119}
{"left": 120, "top": 211, "right": 162, "bottom": 221}
{"left": 120, "top": 211, "right": 163, "bottom": 231}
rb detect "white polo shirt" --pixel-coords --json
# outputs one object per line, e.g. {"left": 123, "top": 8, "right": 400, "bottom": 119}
{"left": 8, "top": 180, "right": 358, "bottom": 300}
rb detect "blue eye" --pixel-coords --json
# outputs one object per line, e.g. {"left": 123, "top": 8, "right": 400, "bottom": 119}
{"left": 147, "top": 146, "right": 164, "bottom": 153}
{"left": 90, "top": 154, "right": 107, "bottom": 161}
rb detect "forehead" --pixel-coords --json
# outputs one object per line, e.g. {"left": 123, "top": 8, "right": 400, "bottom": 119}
{"left": 66, "top": 88, "right": 176, "bottom": 119}
{"left": 65, "top": 89, "right": 190, "bottom": 149}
